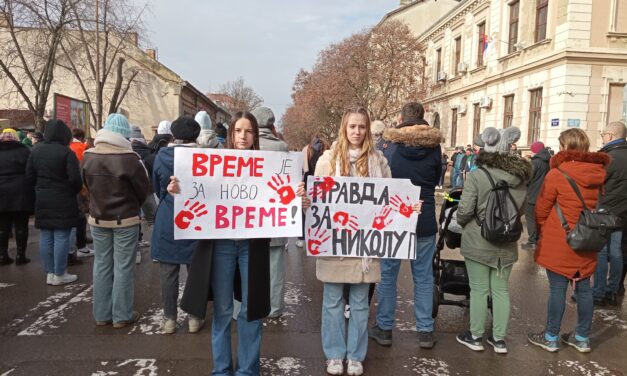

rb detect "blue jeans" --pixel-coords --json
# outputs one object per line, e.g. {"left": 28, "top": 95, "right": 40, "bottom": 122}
{"left": 376, "top": 235, "right": 436, "bottom": 332}
{"left": 321, "top": 282, "right": 370, "bottom": 361}
{"left": 39, "top": 228, "right": 71, "bottom": 275}
{"left": 211, "top": 239, "right": 262, "bottom": 376}
{"left": 594, "top": 230, "right": 623, "bottom": 297}
{"left": 91, "top": 225, "right": 139, "bottom": 323}
{"left": 546, "top": 269, "right": 593, "bottom": 338}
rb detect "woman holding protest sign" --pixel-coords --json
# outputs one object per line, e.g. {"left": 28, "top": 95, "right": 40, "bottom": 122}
{"left": 300, "top": 105, "right": 421, "bottom": 376}
{"left": 168, "top": 111, "right": 307, "bottom": 376}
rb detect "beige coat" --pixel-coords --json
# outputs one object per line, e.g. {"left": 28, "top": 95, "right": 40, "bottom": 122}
{"left": 313, "top": 148, "right": 392, "bottom": 283}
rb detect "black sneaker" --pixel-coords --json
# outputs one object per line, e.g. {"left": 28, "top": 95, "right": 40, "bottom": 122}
{"left": 561, "top": 332, "right": 591, "bottom": 353}
{"left": 527, "top": 331, "right": 559, "bottom": 352}
{"left": 456, "top": 331, "right": 484, "bottom": 351}
{"left": 593, "top": 296, "right": 607, "bottom": 307}
{"left": 418, "top": 331, "right": 436, "bottom": 349}
{"left": 486, "top": 336, "right": 508, "bottom": 354}
{"left": 368, "top": 324, "right": 392, "bottom": 347}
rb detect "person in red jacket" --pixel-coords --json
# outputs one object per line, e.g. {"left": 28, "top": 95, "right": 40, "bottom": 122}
{"left": 527, "top": 128, "right": 610, "bottom": 353}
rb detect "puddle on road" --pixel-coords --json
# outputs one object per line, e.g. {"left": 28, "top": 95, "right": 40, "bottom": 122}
{"left": 91, "top": 359, "right": 158, "bottom": 376}
{"left": 260, "top": 357, "right": 306, "bottom": 376}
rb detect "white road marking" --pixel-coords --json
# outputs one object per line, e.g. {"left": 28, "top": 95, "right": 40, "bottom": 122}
{"left": 91, "top": 359, "right": 158, "bottom": 376}
{"left": 0, "top": 283, "right": 15, "bottom": 289}
{"left": 0, "top": 368, "right": 16, "bottom": 376}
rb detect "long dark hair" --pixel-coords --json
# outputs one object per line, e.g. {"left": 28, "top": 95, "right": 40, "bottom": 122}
{"left": 226, "top": 111, "right": 260, "bottom": 150}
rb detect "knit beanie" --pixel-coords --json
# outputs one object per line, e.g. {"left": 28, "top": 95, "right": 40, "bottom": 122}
{"left": 130, "top": 125, "right": 144, "bottom": 140}
{"left": 251, "top": 107, "right": 275, "bottom": 129}
{"left": 530, "top": 141, "right": 545, "bottom": 154}
{"left": 2, "top": 128, "right": 17, "bottom": 133}
{"left": 103, "top": 113, "right": 131, "bottom": 139}
{"left": 157, "top": 120, "right": 172, "bottom": 135}
{"left": 194, "top": 111, "right": 213, "bottom": 130}
{"left": 171, "top": 116, "right": 201, "bottom": 141}
{"left": 481, "top": 127, "right": 521, "bottom": 154}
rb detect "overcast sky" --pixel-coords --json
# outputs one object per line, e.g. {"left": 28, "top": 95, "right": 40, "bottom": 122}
{"left": 147, "top": 0, "right": 395, "bottom": 123}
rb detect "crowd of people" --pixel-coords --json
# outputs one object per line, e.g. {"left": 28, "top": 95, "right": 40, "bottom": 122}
{"left": 0, "top": 103, "right": 626, "bottom": 375}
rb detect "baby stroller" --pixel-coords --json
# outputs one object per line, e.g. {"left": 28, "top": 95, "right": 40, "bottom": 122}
{"left": 432, "top": 189, "right": 470, "bottom": 317}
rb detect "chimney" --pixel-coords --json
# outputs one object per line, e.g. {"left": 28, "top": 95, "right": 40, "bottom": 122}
{"left": 146, "top": 48, "right": 157, "bottom": 60}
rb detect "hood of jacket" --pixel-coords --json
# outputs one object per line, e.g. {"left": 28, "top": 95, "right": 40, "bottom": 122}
{"left": 194, "top": 111, "right": 213, "bottom": 130}
{"left": 475, "top": 151, "right": 532, "bottom": 186}
{"left": 532, "top": 147, "right": 551, "bottom": 162}
{"left": 550, "top": 150, "right": 610, "bottom": 188}
{"left": 197, "top": 129, "right": 221, "bottom": 148}
{"left": 43, "top": 120, "right": 72, "bottom": 145}
{"left": 0, "top": 139, "right": 27, "bottom": 152}
{"left": 382, "top": 124, "right": 443, "bottom": 161}
{"left": 259, "top": 127, "right": 281, "bottom": 142}
{"left": 87, "top": 129, "right": 134, "bottom": 155}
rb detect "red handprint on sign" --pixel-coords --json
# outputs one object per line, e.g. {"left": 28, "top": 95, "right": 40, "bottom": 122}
{"left": 390, "top": 195, "right": 414, "bottom": 218}
{"left": 307, "top": 227, "right": 331, "bottom": 255}
{"left": 372, "top": 206, "right": 393, "bottom": 230}
{"left": 267, "top": 174, "right": 296, "bottom": 204}
{"left": 332, "top": 211, "right": 359, "bottom": 232}
{"left": 175, "top": 200, "right": 208, "bottom": 231}
{"left": 308, "top": 176, "right": 336, "bottom": 199}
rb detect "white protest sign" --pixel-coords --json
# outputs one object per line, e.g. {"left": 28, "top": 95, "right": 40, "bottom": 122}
{"left": 173, "top": 148, "right": 303, "bottom": 239}
{"left": 305, "top": 175, "right": 421, "bottom": 259}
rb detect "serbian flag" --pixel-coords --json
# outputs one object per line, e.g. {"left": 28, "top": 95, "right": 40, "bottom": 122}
{"left": 482, "top": 33, "right": 493, "bottom": 59}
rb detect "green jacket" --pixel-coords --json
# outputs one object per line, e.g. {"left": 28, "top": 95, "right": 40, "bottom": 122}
{"left": 456, "top": 152, "right": 532, "bottom": 269}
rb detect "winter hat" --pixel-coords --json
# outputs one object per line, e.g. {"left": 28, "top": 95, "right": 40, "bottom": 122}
{"left": 171, "top": 116, "right": 201, "bottom": 141}
{"left": 194, "top": 111, "right": 213, "bottom": 130}
{"left": 371, "top": 120, "right": 386, "bottom": 136}
{"left": 157, "top": 120, "right": 172, "bottom": 135}
{"left": 251, "top": 107, "right": 275, "bottom": 129}
{"left": 481, "top": 126, "right": 521, "bottom": 155}
{"left": 530, "top": 141, "right": 545, "bottom": 154}
{"left": 130, "top": 125, "right": 144, "bottom": 140}
{"left": 0, "top": 130, "right": 19, "bottom": 142}
{"left": 103, "top": 113, "right": 131, "bottom": 139}
{"left": 2, "top": 128, "right": 17, "bottom": 133}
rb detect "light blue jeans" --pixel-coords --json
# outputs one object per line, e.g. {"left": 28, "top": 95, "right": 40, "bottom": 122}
{"left": 91, "top": 225, "right": 138, "bottom": 323}
{"left": 322, "top": 282, "right": 370, "bottom": 361}
{"left": 594, "top": 230, "right": 623, "bottom": 297}
{"left": 39, "top": 228, "right": 71, "bottom": 275}
{"left": 376, "top": 235, "right": 436, "bottom": 332}
{"left": 269, "top": 245, "right": 286, "bottom": 317}
{"left": 211, "top": 239, "right": 262, "bottom": 376}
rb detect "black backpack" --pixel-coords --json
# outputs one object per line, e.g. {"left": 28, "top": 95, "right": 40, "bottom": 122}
{"left": 474, "top": 167, "right": 523, "bottom": 243}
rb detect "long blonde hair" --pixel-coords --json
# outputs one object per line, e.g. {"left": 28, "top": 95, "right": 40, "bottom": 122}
{"left": 330, "top": 105, "right": 374, "bottom": 177}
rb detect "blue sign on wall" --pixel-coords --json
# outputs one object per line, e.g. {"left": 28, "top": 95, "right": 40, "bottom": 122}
{"left": 567, "top": 119, "right": 580, "bottom": 128}
{"left": 551, "top": 118, "right": 559, "bottom": 127}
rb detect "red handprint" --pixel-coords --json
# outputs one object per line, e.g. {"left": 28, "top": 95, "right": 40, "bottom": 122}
{"left": 390, "top": 195, "right": 414, "bottom": 218}
{"left": 372, "top": 206, "right": 393, "bottom": 230}
{"left": 175, "top": 200, "right": 208, "bottom": 231}
{"left": 267, "top": 174, "right": 296, "bottom": 204}
{"left": 307, "top": 227, "right": 331, "bottom": 255}
{"left": 332, "top": 211, "right": 359, "bottom": 232}
{"left": 308, "top": 176, "right": 336, "bottom": 199}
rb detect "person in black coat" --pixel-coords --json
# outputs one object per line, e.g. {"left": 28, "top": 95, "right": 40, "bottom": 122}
{"left": 522, "top": 141, "right": 551, "bottom": 250}
{"left": 370, "top": 102, "right": 443, "bottom": 349}
{"left": 26, "top": 120, "right": 83, "bottom": 285}
{"left": 0, "top": 130, "right": 35, "bottom": 265}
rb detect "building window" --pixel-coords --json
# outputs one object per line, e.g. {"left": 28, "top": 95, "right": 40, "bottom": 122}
{"left": 454, "top": 36, "right": 462, "bottom": 75}
{"left": 450, "top": 108, "right": 458, "bottom": 147}
{"left": 503, "top": 95, "right": 514, "bottom": 128}
{"left": 436, "top": 48, "right": 442, "bottom": 75}
{"left": 508, "top": 1, "right": 519, "bottom": 54}
{"left": 477, "top": 22, "right": 486, "bottom": 67}
{"left": 473, "top": 103, "right": 481, "bottom": 139}
{"left": 608, "top": 84, "right": 627, "bottom": 122}
{"left": 528, "top": 88, "right": 543, "bottom": 145}
{"left": 535, "top": 0, "right": 548, "bottom": 43}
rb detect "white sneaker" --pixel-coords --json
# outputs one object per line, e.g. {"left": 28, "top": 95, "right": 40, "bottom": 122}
{"left": 162, "top": 319, "right": 176, "bottom": 334}
{"left": 136, "top": 250, "right": 141, "bottom": 264}
{"left": 188, "top": 317, "right": 205, "bottom": 333}
{"left": 76, "top": 247, "right": 95, "bottom": 258}
{"left": 344, "top": 304, "right": 351, "bottom": 319}
{"left": 51, "top": 273, "right": 77, "bottom": 286}
{"left": 296, "top": 239, "right": 304, "bottom": 248}
{"left": 347, "top": 360, "right": 363, "bottom": 376}
{"left": 46, "top": 273, "right": 54, "bottom": 285}
{"left": 326, "top": 359, "right": 343, "bottom": 375}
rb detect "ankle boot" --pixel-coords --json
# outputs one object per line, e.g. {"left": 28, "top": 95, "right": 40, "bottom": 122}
{"left": 0, "top": 249, "right": 13, "bottom": 265}
{"left": 15, "top": 248, "right": 30, "bottom": 265}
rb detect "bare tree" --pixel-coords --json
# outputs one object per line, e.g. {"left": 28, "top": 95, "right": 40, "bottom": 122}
{"left": 0, "top": 0, "right": 76, "bottom": 131}
{"left": 57, "top": 0, "right": 146, "bottom": 129}
{"left": 218, "top": 76, "right": 264, "bottom": 113}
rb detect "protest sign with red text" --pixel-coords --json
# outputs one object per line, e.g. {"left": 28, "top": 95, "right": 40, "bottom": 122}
{"left": 173, "top": 148, "right": 303, "bottom": 239}
{"left": 305, "top": 176, "right": 421, "bottom": 259}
